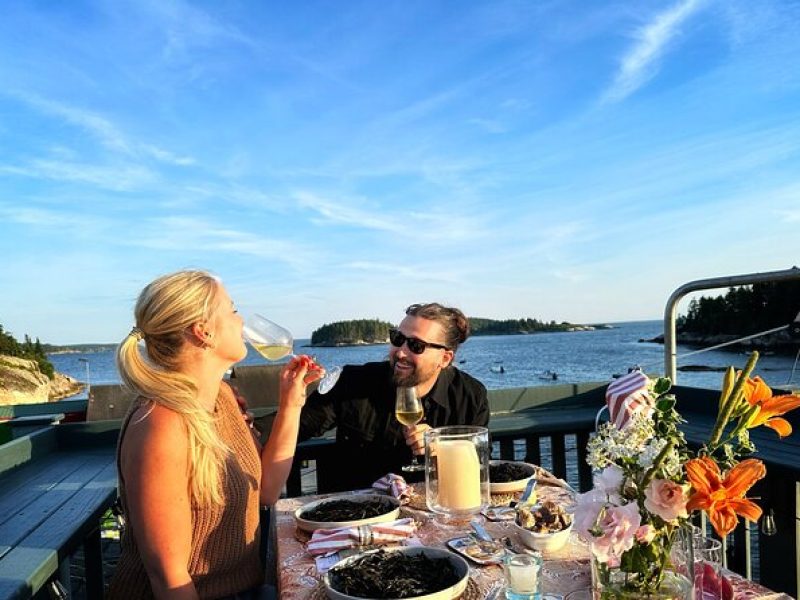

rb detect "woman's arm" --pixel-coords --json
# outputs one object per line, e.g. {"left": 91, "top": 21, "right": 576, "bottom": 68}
{"left": 120, "top": 404, "right": 199, "bottom": 600}
{"left": 260, "top": 355, "right": 321, "bottom": 504}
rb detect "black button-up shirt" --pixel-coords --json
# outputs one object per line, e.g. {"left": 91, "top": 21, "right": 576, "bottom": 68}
{"left": 299, "top": 361, "right": 489, "bottom": 490}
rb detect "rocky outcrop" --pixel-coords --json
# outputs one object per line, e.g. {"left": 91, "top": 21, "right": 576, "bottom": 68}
{"left": 641, "top": 329, "right": 798, "bottom": 354}
{"left": 0, "top": 355, "right": 85, "bottom": 406}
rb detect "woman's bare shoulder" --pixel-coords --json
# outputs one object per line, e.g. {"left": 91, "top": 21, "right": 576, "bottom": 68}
{"left": 124, "top": 402, "right": 188, "bottom": 450}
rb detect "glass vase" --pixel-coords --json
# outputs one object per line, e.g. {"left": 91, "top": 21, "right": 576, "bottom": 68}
{"left": 591, "top": 559, "right": 693, "bottom": 599}
{"left": 591, "top": 531, "right": 694, "bottom": 600}
{"left": 424, "top": 426, "right": 490, "bottom": 523}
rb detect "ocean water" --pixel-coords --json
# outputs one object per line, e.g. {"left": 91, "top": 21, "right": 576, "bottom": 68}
{"left": 49, "top": 320, "right": 800, "bottom": 398}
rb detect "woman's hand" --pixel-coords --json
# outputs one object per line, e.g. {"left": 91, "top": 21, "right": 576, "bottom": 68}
{"left": 279, "top": 354, "right": 324, "bottom": 408}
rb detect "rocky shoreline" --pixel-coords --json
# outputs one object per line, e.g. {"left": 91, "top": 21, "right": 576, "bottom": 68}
{"left": 0, "top": 355, "right": 85, "bottom": 406}
{"left": 641, "top": 329, "right": 799, "bottom": 355}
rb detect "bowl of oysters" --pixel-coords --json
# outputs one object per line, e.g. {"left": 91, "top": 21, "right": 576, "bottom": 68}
{"left": 514, "top": 500, "right": 573, "bottom": 552}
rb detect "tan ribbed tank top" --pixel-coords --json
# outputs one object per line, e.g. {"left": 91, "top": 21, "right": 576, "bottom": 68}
{"left": 108, "top": 384, "right": 264, "bottom": 599}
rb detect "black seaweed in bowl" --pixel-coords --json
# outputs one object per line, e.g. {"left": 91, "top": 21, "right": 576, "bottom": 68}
{"left": 328, "top": 550, "right": 460, "bottom": 599}
{"left": 300, "top": 498, "right": 395, "bottom": 522}
{"left": 490, "top": 462, "right": 535, "bottom": 483}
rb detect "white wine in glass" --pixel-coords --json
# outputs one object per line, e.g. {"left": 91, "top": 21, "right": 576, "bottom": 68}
{"left": 242, "top": 314, "right": 342, "bottom": 394}
{"left": 396, "top": 386, "right": 425, "bottom": 472}
{"left": 250, "top": 342, "right": 294, "bottom": 360}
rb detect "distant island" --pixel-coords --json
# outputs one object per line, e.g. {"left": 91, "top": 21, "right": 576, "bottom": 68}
{"left": 311, "top": 319, "right": 394, "bottom": 346}
{"left": 310, "top": 317, "right": 607, "bottom": 346}
{"left": 643, "top": 280, "right": 800, "bottom": 354}
{"left": 43, "top": 343, "right": 117, "bottom": 354}
{"left": 469, "top": 317, "right": 607, "bottom": 336}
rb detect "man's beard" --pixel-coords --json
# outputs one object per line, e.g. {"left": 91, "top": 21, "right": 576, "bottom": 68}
{"left": 391, "top": 357, "right": 433, "bottom": 387}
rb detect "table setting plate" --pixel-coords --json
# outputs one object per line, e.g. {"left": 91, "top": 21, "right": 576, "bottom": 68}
{"left": 489, "top": 460, "right": 538, "bottom": 494}
{"left": 322, "top": 546, "right": 470, "bottom": 600}
{"left": 295, "top": 493, "right": 402, "bottom": 533}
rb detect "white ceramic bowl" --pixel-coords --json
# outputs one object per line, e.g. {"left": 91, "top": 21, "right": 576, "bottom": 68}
{"left": 514, "top": 520, "right": 573, "bottom": 553}
{"left": 294, "top": 494, "right": 401, "bottom": 533}
{"left": 324, "top": 546, "right": 469, "bottom": 600}
{"left": 489, "top": 460, "right": 537, "bottom": 494}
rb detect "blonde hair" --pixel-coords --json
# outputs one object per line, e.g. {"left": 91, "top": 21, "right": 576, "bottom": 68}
{"left": 117, "top": 270, "right": 229, "bottom": 506}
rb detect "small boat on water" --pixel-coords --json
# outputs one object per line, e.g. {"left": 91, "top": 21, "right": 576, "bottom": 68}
{"left": 539, "top": 369, "right": 558, "bottom": 381}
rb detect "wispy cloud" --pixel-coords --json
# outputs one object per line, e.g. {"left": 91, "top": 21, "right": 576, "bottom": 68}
{"left": 344, "top": 260, "right": 459, "bottom": 284}
{"left": 0, "top": 158, "right": 156, "bottom": 191}
{"left": 467, "top": 118, "right": 508, "bottom": 134}
{"left": 132, "top": 216, "right": 314, "bottom": 268}
{"left": 293, "top": 191, "right": 402, "bottom": 234}
{"left": 603, "top": 0, "right": 706, "bottom": 103}
{"left": 292, "top": 190, "right": 482, "bottom": 243}
{"left": 141, "top": 144, "right": 195, "bottom": 166}
{"left": 6, "top": 90, "right": 195, "bottom": 167}
{"left": 0, "top": 204, "right": 112, "bottom": 232}
{"left": 13, "top": 91, "right": 132, "bottom": 153}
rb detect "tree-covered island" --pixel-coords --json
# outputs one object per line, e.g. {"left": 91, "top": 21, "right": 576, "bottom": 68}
{"left": 310, "top": 317, "right": 599, "bottom": 346}
{"left": 311, "top": 319, "right": 394, "bottom": 346}
{"left": 645, "top": 280, "right": 800, "bottom": 354}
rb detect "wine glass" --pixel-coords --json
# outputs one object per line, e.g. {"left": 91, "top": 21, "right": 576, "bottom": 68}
{"left": 242, "top": 314, "right": 342, "bottom": 394}
{"left": 395, "top": 386, "right": 425, "bottom": 472}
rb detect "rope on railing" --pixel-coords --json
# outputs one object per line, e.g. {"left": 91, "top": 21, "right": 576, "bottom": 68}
{"left": 636, "top": 323, "right": 792, "bottom": 374}
{"left": 788, "top": 349, "right": 800, "bottom": 386}
{"left": 672, "top": 324, "right": 790, "bottom": 360}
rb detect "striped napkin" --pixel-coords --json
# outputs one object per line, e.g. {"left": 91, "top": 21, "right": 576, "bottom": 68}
{"left": 605, "top": 370, "right": 654, "bottom": 430}
{"left": 306, "top": 517, "right": 417, "bottom": 556}
{"left": 372, "top": 473, "right": 412, "bottom": 504}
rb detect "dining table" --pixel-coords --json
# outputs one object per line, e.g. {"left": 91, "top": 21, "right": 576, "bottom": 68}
{"left": 272, "top": 480, "right": 792, "bottom": 600}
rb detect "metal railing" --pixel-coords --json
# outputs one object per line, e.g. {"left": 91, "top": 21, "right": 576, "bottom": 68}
{"left": 663, "top": 266, "right": 800, "bottom": 383}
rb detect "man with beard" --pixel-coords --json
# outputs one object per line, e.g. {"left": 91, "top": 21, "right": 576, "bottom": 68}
{"left": 298, "top": 303, "right": 489, "bottom": 490}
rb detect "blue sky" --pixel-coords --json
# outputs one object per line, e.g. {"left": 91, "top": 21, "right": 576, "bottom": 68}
{"left": 1, "top": 0, "right": 799, "bottom": 344}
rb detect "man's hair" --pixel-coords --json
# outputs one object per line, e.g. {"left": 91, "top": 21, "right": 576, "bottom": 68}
{"left": 405, "top": 303, "right": 470, "bottom": 352}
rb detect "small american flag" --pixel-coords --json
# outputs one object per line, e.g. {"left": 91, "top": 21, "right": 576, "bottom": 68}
{"left": 606, "top": 370, "right": 654, "bottom": 429}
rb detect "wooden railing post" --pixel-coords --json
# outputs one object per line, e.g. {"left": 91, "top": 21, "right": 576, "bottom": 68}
{"left": 551, "top": 435, "right": 566, "bottom": 479}
{"left": 575, "top": 431, "right": 592, "bottom": 492}
{"left": 83, "top": 524, "right": 104, "bottom": 600}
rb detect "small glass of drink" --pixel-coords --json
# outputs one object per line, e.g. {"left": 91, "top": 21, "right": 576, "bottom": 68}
{"left": 503, "top": 553, "right": 542, "bottom": 600}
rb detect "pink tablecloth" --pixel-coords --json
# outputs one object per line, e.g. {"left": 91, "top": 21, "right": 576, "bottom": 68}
{"left": 273, "top": 483, "right": 792, "bottom": 600}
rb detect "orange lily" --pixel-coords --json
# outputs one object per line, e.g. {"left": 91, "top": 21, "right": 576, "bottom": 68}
{"left": 741, "top": 375, "right": 800, "bottom": 438}
{"left": 685, "top": 456, "right": 765, "bottom": 538}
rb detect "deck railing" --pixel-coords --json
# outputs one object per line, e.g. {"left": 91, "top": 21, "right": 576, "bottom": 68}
{"left": 3, "top": 381, "right": 799, "bottom": 597}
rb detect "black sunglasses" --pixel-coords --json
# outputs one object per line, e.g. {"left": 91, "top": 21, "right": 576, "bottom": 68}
{"left": 389, "top": 329, "right": 449, "bottom": 354}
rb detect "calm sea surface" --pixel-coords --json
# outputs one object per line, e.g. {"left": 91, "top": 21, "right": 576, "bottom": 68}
{"left": 49, "top": 320, "right": 800, "bottom": 398}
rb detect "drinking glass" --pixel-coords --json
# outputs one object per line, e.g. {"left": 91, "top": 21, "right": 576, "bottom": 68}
{"left": 242, "top": 314, "right": 342, "bottom": 394}
{"left": 503, "top": 553, "right": 542, "bottom": 600}
{"left": 396, "top": 386, "right": 425, "bottom": 472}
{"left": 694, "top": 537, "right": 723, "bottom": 600}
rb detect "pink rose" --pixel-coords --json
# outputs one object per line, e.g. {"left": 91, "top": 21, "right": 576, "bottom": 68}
{"left": 590, "top": 502, "right": 641, "bottom": 566}
{"left": 635, "top": 524, "right": 656, "bottom": 544}
{"left": 573, "top": 489, "right": 607, "bottom": 540}
{"left": 644, "top": 479, "right": 688, "bottom": 522}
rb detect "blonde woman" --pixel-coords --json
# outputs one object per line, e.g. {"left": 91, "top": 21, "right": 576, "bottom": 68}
{"left": 108, "top": 270, "right": 320, "bottom": 599}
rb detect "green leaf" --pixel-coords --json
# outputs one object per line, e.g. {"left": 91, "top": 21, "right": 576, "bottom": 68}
{"left": 656, "top": 396, "right": 676, "bottom": 412}
{"left": 654, "top": 378, "right": 672, "bottom": 395}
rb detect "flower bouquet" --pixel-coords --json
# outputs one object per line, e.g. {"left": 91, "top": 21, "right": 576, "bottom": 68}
{"left": 576, "top": 351, "right": 800, "bottom": 599}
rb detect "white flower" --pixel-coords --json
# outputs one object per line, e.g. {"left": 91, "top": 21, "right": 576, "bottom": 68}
{"left": 594, "top": 465, "right": 624, "bottom": 494}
